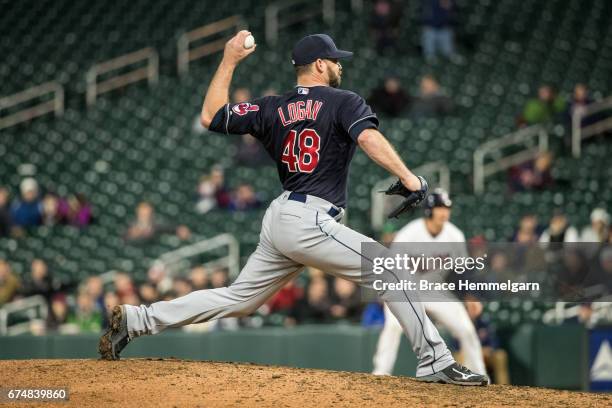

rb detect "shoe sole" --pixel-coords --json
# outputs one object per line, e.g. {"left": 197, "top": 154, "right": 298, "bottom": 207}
{"left": 417, "top": 373, "right": 488, "bottom": 386}
{"left": 98, "top": 305, "right": 124, "bottom": 361}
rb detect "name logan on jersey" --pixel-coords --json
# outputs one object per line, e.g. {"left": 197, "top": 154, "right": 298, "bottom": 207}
{"left": 277, "top": 99, "right": 323, "bottom": 127}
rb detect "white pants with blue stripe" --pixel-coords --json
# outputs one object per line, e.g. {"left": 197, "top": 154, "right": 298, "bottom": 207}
{"left": 125, "top": 191, "right": 455, "bottom": 377}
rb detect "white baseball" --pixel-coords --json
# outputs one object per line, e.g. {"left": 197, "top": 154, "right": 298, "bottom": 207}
{"left": 243, "top": 34, "right": 255, "bottom": 49}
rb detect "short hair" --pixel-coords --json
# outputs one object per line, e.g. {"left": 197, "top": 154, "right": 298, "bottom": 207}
{"left": 294, "top": 62, "right": 313, "bottom": 76}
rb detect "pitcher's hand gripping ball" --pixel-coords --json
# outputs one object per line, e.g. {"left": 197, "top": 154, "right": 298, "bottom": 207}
{"left": 384, "top": 176, "right": 429, "bottom": 218}
{"left": 243, "top": 34, "right": 255, "bottom": 49}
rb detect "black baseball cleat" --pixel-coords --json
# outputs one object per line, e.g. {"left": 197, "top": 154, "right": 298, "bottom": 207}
{"left": 416, "top": 363, "right": 489, "bottom": 386}
{"left": 98, "top": 305, "right": 131, "bottom": 360}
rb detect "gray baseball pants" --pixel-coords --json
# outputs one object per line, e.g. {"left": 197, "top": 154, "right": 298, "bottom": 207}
{"left": 124, "top": 191, "right": 455, "bottom": 376}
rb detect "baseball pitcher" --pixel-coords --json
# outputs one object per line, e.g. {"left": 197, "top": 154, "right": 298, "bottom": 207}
{"left": 99, "top": 31, "right": 488, "bottom": 386}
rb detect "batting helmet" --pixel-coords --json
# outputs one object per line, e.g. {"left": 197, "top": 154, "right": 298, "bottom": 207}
{"left": 424, "top": 188, "right": 452, "bottom": 217}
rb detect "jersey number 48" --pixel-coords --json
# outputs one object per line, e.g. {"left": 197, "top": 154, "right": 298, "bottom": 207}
{"left": 281, "top": 128, "right": 321, "bottom": 173}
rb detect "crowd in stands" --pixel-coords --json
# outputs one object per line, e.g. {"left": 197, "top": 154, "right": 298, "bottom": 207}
{"left": 510, "top": 208, "right": 610, "bottom": 244}
{"left": 369, "top": 0, "right": 461, "bottom": 63}
{"left": 517, "top": 83, "right": 602, "bottom": 129}
{"left": 125, "top": 201, "right": 191, "bottom": 242}
{"left": 367, "top": 74, "right": 454, "bottom": 118}
{"left": 195, "top": 166, "right": 262, "bottom": 214}
{"left": 0, "top": 178, "right": 92, "bottom": 238}
{"left": 2, "top": 204, "right": 609, "bottom": 334}
{"left": 0, "top": 260, "right": 365, "bottom": 335}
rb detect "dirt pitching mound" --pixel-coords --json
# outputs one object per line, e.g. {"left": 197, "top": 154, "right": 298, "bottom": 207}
{"left": 0, "top": 359, "right": 608, "bottom": 407}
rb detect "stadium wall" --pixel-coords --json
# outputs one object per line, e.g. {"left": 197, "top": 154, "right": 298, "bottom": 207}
{"left": 0, "top": 324, "right": 588, "bottom": 389}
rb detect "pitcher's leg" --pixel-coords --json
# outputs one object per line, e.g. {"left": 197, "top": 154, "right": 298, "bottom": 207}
{"left": 285, "top": 212, "right": 455, "bottom": 376}
{"left": 125, "top": 245, "right": 303, "bottom": 338}
{"left": 372, "top": 304, "right": 403, "bottom": 375}
{"left": 424, "top": 301, "right": 487, "bottom": 375}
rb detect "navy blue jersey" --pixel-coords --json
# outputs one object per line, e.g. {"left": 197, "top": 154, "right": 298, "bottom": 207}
{"left": 208, "top": 86, "right": 378, "bottom": 208}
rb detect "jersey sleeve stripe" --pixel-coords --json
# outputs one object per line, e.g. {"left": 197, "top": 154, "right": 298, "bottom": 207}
{"left": 224, "top": 103, "right": 230, "bottom": 135}
{"left": 347, "top": 114, "right": 377, "bottom": 134}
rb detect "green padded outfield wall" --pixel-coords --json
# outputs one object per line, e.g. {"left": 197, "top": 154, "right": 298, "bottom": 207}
{"left": 0, "top": 324, "right": 588, "bottom": 389}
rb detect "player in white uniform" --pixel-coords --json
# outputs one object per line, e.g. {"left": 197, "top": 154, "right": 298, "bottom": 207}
{"left": 372, "top": 189, "right": 487, "bottom": 377}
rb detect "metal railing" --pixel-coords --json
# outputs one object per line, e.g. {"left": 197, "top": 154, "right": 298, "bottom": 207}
{"left": 266, "top": 0, "right": 335, "bottom": 45}
{"left": 0, "top": 82, "right": 64, "bottom": 130}
{"left": 572, "top": 96, "right": 612, "bottom": 157}
{"left": 0, "top": 295, "right": 48, "bottom": 336}
{"left": 543, "top": 299, "right": 612, "bottom": 326}
{"left": 177, "top": 15, "right": 246, "bottom": 77}
{"left": 86, "top": 47, "right": 159, "bottom": 107}
{"left": 370, "top": 161, "right": 451, "bottom": 231}
{"left": 156, "top": 233, "right": 240, "bottom": 279}
{"left": 473, "top": 125, "right": 548, "bottom": 194}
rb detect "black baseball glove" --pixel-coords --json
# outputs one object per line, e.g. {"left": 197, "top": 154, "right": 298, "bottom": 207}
{"left": 383, "top": 176, "right": 429, "bottom": 218}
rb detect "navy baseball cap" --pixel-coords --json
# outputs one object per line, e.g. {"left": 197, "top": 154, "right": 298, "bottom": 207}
{"left": 291, "top": 34, "right": 353, "bottom": 66}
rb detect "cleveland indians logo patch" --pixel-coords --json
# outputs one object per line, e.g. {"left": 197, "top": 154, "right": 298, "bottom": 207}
{"left": 232, "top": 102, "right": 260, "bottom": 116}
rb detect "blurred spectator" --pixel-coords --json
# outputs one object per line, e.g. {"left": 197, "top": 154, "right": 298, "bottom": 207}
{"left": 147, "top": 261, "right": 173, "bottom": 294}
{"left": 228, "top": 184, "right": 261, "bottom": 211}
{"left": 125, "top": 201, "right": 191, "bottom": 242}
{"left": 487, "top": 252, "right": 514, "bottom": 283}
{"left": 232, "top": 87, "right": 251, "bottom": 103}
{"left": 411, "top": 75, "right": 454, "bottom": 117}
{"left": 85, "top": 276, "right": 105, "bottom": 313}
{"left": 67, "top": 291, "right": 103, "bottom": 333}
{"left": 539, "top": 210, "right": 579, "bottom": 244}
{"left": 173, "top": 277, "right": 193, "bottom": 298}
{"left": 235, "top": 134, "right": 270, "bottom": 167}
{"left": 21, "top": 259, "right": 58, "bottom": 302}
{"left": 556, "top": 249, "right": 590, "bottom": 297}
{"left": 520, "top": 85, "right": 566, "bottom": 126}
{"left": 291, "top": 277, "right": 332, "bottom": 323}
{"left": 421, "top": 0, "right": 459, "bottom": 62}
{"left": 138, "top": 283, "right": 160, "bottom": 305}
{"left": 113, "top": 272, "right": 137, "bottom": 304}
{"left": 581, "top": 208, "right": 610, "bottom": 243}
{"left": 508, "top": 151, "right": 554, "bottom": 192}
{"left": 41, "top": 193, "right": 65, "bottom": 226}
{"left": 369, "top": 0, "right": 402, "bottom": 54}
{"left": 66, "top": 193, "right": 93, "bottom": 227}
{"left": 0, "top": 260, "right": 20, "bottom": 305}
{"left": 512, "top": 214, "right": 542, "bottom": 243}
{"left": 196, "top": 166, "right": 231, "bottom": 213}
{"left": 265, "top": 280, "right": 303, "bottom": 315}
{"left": 330, "top": 278, "right": 361, "bottom": 322}
{"left": 10, "top": 178, "right": 42, "bottom": 227}
{"left": 566, "top": 83, "right": 594, "bottom": 125}
{"left": 362, "top": 301, "right": 385, "bottom": 327}
{"left": 190, "top": 266, "right": 209, "bottom": 291}
{"left": 0, "top": 187, "right": 12, "bottom": 236}
{"left": 47, "top": 293, "right": 69, "bottom": 332}
{"left": 210, "top": 268, "right": 229, "bottom": 289}
{"left": 367, "top": 76, "right": 411, "bottom": 117}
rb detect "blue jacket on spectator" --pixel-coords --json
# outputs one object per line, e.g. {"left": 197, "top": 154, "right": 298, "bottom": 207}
{"left": 10, "top": 200, "right": 42, "bottom": 226}
{"left": 362, "top": 302, "right": 385, "bottom": 327}
{"left": 422, "top": 0, "right": 455, "bottom": 28}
